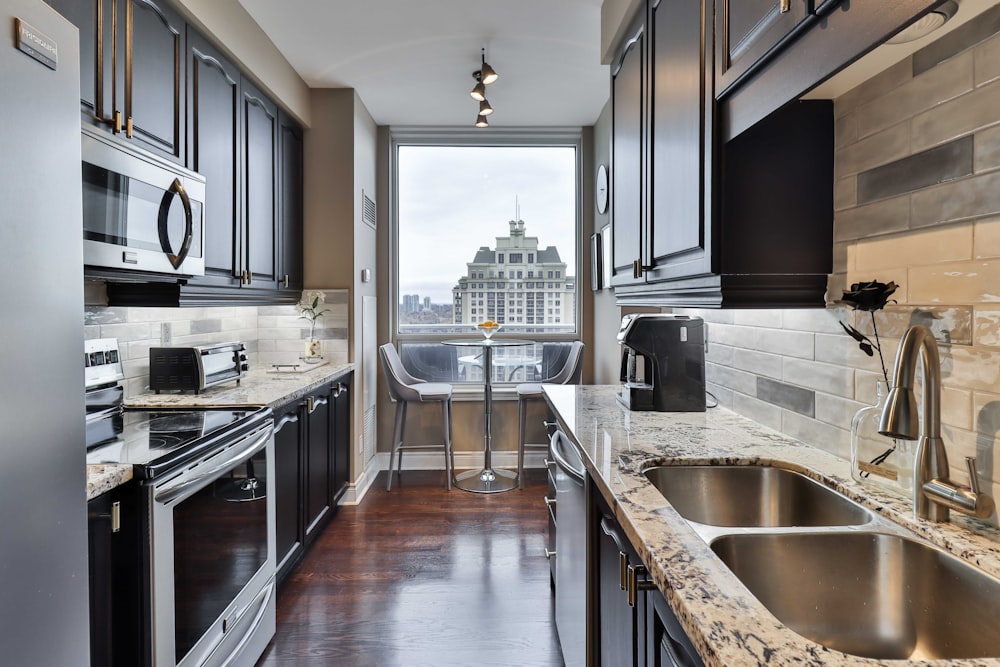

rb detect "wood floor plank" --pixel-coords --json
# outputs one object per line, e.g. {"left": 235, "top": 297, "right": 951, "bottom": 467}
{"left": 256, "top": 469, "right": 564, "bottom": 666}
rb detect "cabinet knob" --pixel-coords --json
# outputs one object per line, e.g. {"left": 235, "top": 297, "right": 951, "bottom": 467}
{"left": 113, "top": 109, "right": 123, "bottom": 134}
{"left": 126, "top": 115, "right": 134, "bottom": 138}
{"left": 779, "top": 0, "right": 791, "bottom": 13}
{"left": 283, "top": 274, "right": 289, "bottom": 288}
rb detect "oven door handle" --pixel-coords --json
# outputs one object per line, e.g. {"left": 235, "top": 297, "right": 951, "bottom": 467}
{"left": 154, "top": 425, "right": 273, "bottom": 505}
{"left": 220, "top": 579, "right": 275, "bottom": 667}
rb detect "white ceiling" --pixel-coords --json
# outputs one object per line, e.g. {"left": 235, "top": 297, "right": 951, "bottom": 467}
{"left": 237, "top": 0, "right": 610, "bottom": 127}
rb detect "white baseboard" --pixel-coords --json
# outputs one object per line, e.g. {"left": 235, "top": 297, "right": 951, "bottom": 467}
{"left": 343, "top": 450, "right": 549, "bottom": 504}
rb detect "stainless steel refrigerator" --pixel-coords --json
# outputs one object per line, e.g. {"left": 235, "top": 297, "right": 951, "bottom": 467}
{"left": 0, "top": 0, "right": 88, "bottom": 662}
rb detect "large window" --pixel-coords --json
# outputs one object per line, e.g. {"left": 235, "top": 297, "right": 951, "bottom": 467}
{"left": 391, "top": 130, "right": 581, "bottom": 384}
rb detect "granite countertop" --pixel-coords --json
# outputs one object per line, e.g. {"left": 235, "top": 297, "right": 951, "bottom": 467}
{"left": 85, "top": 362, "right": 354, "bottom": 500}
{"left": 543, "top": 384, "right": 1000, "bottom": 667}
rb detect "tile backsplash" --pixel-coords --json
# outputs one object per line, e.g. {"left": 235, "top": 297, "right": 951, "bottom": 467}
{"left": 84, "top": 289, "right": 349, "bottom": 398}
{"left": 680, "top": 10, "right": 1000, "bottom": 507}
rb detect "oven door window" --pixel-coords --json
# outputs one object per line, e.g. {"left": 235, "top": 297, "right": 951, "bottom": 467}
{"left": 172, "top": 447, "right": 268, "bottom": 662}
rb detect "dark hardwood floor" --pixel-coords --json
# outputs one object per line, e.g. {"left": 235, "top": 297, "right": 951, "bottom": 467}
{"left": 257, "top": 469, "right": 564, "bottom": 666}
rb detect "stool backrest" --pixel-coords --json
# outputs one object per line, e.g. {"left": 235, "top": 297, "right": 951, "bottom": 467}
{"left": 379, "top": 343, "right": 425, "bottom": 402}
{"left": 544, "top": 340, "right": 585, "bottom": 384}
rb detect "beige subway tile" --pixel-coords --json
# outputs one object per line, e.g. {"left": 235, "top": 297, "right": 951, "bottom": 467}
{"left": 843, "top": 267, "right": 909, "bottom": 306}
{"left": 857, "top": 51, "right": 973, "bottom": 140}
{"left": 974, "top": 216, "right": 1000, "bottom": 258}
{"left": 835, "top": 58, "right": 914, "bottom": 118}
{"left": 732, "top": 348, "right": 783, "bottom": 380}
{"left": 781, "top": 410, "right": 851, "bottom": 459}
{"left": 783, "top": 308, "right": 845, "bottom": 334}
{"left": 705, "top": 343, "right": 734, "bottom": 366}
{"left": 942, "top": 385, "right": 974, "bottom": 431}
{"left": 732, "top": 310, "right": 784, "bottom": 327}
{"left": 942, "top": 345, "right": 1000, "bottom": 392}
{"left": 705, "top": 383, "right": 734, "bottom": 409}
{"left": 910, "top": 171, "right": 1000, "bottom": 228}
{"left": 705, "top": 323, "right": 757, "bottom": 348}
{"left": 815, "top": 392, "right": 866, "bottom": 431}
{"left": 975, "top": 31, "right": 1000, "bottom": 87}
{"left": 752, "top": 328, "right": 814, "bottom": 359}
{"left": 783, "top": 358, "right": 856, "bottom": 397}
{"left": 912, "top": 79, "right": 1000, "bottom": 153}
{"left": 975, "top": 123, "right": 1000, "bottom": 173}
{"left": 853, "top": 225, "right": 973, "bottom": 273}
{"left": 816, "top": 332, "right": 887, "bottom": 379}
{"left": 855, "top": 371, "right": 888, "bottom": 405}
{"left": 833, "top": 241, "right": 851, "bottom": 274}
{"left": 835, "top": 121, "right": 911, "bottom": 179}
{"left": 908, "top": 259, "right": 1000, "bottom": 303}
{"left": 834, "top": 195, "right": 911, "bottom": 242}
{"left": 732, "top": 393, "right": 783, "bottom": 432}
{"left": 974, "top": 305, "right": 1000, "bottom": 347}
{"left": 835, "top": 111, "right": 858, "bottom": 150}
{"left": 705, "top": 364, "right": 758, "bottom": 396}
{"left": 972, "top": 389, "right": 1000, "bottom": 439}
{"left": 834, "top": 176, "right": 858, "bottom": 212}
{"left": 825, "top": 273, "right": 849, "bottom": 307}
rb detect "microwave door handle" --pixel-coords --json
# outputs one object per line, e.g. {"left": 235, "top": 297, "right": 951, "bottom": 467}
{"left": 158, "top": 177, "right": 194, "bottom": 270}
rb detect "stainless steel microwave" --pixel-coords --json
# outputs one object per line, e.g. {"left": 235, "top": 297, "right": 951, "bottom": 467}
{"left": 82, "top": 126, "right": 206, "bottom": 277}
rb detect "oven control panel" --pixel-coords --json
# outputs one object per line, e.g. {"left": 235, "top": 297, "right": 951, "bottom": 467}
{"left": 85, "top": 338, "right": 125, "bottom": 388}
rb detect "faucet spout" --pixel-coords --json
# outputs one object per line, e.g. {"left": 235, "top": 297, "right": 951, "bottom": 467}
{"left": 878, "top": 325, "right": 993, "bottom": 522}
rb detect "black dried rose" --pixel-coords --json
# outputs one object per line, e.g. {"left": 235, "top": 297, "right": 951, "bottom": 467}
{"left": 841, "top": 280, "right": 898, "bottom": 312}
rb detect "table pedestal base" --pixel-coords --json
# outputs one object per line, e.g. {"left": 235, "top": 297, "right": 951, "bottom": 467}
{"left": 454, "top": 467, "right": 518, "bottom": 493}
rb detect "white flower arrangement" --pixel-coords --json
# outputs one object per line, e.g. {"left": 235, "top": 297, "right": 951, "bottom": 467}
{"left": 298, "top": 290, "right": 330, "bottom": 341}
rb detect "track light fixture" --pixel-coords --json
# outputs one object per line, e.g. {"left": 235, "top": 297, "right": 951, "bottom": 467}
{"left": 471, "top": 47, "right": 499, "bottom": 127}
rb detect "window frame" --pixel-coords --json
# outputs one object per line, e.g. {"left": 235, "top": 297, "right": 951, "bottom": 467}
{"left": 388, "top": 127, "right": 584, "bottom": 354}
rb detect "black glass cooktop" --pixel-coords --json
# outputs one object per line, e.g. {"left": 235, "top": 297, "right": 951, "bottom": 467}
{"left": 86, "top": 407, "right": 268, "bottom": 478}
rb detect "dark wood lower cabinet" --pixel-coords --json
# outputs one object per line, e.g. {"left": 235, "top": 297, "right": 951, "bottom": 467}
{"left": 590, "top": 486, "right": 704, "bottom": 667}
{"left": 275, "top": 372, "right": 353, "bottom": 584}
{"left": 87, "top": 483, "right": 141, "bottom": 667}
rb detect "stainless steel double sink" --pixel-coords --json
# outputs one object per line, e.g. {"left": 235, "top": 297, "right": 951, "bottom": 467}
{"left": 643, "top": 465, "right": 1000, "bottom": 661}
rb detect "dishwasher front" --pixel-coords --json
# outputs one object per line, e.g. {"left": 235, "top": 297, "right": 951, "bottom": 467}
{"left": 552, "top": 429, "right": 586, "bottom": 666}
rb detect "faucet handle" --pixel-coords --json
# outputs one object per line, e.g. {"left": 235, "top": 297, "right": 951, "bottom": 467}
{"left": 965, "top": 457, "right": 982, "bottom": 494}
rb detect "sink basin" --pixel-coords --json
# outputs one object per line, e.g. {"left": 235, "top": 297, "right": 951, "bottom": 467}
{"left": 711, "top": 532, "right": 1000, "bottom": 659}
{"left": 643, "top": 465, "right": 871, "bottom": 527}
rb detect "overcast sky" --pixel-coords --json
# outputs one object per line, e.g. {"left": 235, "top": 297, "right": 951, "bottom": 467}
{"left": 398, "top": 145, "right": 577, "bottom": 304}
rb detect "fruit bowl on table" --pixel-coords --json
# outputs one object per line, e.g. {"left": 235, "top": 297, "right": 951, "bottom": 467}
{"left": 477, "top": 321, "right": 501, "bottom": 339}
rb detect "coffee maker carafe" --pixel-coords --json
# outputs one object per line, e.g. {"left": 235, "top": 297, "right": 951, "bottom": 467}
{"left": 617, "top": 314, "right": 706, "bottom": 412}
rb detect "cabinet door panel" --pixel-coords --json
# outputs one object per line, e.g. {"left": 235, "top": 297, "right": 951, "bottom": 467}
{"left": 305, "top": 391, "right": 332, "bottom": 539}
{"left": 649, "top": 0, "right": 709, "bottom": 279}
{"left": 242, "top": 80, "right": 279, "bottom": 286}
{"left": 278, "top": 111, "right": 304, "bottom": 292}
{"left": 331, "top": 380, "right": 351, "bottom": 500}
{"left": 610, "top": 19, "right": 645, "bottom": 287}
{"left": 121, "top": 0, "right": 185, "bottom": 162}
{"left": 274, "top": 405, "right": 302, "bottom": 581}
{"left": 716, "top": 0, "right": 811, "bottom": 97}
{"left": 188, "top": 32, "right": 241, "bottom": 286}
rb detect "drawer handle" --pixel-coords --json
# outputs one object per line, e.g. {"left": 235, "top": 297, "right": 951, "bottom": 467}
{"left": 632, "top": 259, "right": 653, "bottom": 279}
{"left": 544, "top": 496, "right": 556, "bottom": 507}
{"left": 544, "top": 549, "right": 556, "bottom": 560}
{"left": 779, "top": 0, "right": 791, "bottom": 12}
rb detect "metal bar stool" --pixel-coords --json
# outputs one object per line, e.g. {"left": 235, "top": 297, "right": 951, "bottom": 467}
{"left": 379, "top": 343, "right": 456, "bottom": 490}
{"left": 517, "top": 341, "right": 585, "bottom": 488}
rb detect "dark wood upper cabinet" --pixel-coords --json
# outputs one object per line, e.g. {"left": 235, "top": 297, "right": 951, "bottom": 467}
{"left": 119, "top": 0, "right": 185, "bottom": 162}
{"left": 610, "top": 0, "right": 834, "bottom": 308}
{"left": 48, "top": 0, "right": 186, "bottom": 162}
{"left": 187, "top": 30, "right": 242, "bottom": 288}
{"left": 610, "top": 13, "right": 645, "bottom": 289}
{"left": 278, "top": 110, "right": 305, "bottom": 292}
{"left": 242, "top": 79, "right": 280, "bottom": 289}
{"left": 715, "top": 0, "right": 813, "bottom": 98}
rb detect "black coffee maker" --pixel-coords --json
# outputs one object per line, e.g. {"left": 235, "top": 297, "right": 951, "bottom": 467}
{"left": 617, "top": 314, "right": 706, "bottom": 412}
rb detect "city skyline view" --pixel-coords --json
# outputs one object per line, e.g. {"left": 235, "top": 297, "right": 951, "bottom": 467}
{"left": 397, "top": 145, "right": 577, "bottom": 304}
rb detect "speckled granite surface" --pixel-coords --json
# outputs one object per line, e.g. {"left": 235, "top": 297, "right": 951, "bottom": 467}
{"left": 85, "top": 363, "right": 354, "bottom": 498}
{"left": 125, "top": 363, "right": 354, "bottom": 409}
{"left": 543, "top": 384, "right": 1000, "bottom": 667}
{"left": 86, "top": 464, "right": 133, "bottom": 500}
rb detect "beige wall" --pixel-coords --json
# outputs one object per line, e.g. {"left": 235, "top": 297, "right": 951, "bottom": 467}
{"left": 172, "top": 0, "right": 310, "bottom": 126}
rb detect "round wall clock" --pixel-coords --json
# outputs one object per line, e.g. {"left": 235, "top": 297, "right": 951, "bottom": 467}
{"left": 596, "top": 163, "right": 609, "bottom": 214}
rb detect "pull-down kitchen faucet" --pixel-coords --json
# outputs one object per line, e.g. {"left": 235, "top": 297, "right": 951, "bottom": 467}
{"left": 878, "top": 325, "right": 994, "bottom": 522}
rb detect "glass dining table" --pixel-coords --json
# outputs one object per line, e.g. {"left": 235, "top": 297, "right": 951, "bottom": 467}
{"left": 442, "top": 337, "right": 535, "bottom": 493}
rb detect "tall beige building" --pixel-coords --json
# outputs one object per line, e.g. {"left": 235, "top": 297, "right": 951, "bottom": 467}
{"left": 453, "top": 220, "right": 575, "bottom": 330}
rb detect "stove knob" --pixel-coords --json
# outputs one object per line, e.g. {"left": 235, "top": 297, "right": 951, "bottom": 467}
{"left": 241, "top": 363, "right": 250, "bottom": 371}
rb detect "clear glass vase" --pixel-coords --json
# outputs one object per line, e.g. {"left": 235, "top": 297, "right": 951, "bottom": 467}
{"left": 850, "top": 380, "right": 913, "bottom": 496}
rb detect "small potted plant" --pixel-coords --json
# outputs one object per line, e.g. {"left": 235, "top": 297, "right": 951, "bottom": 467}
{"left": 298, "top": 290, "right": 330, "bottom": 361}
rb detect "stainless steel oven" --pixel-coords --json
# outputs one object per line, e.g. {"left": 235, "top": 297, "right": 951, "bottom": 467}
{"left": 85, "top": 341, "right": 276, "bottom": 667}
{"left": 146, "top": 413, "right": 276, "bottom": 667}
